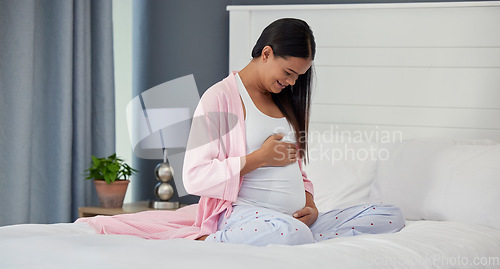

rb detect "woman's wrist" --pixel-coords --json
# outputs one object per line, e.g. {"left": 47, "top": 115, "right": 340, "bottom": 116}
{"left": 252, "top": 148, "right": 266, "bottom": 167}
{"left": 305, "top": 191, "right": 317, "bottom": 210}
{"left": 240, "top": 149, "right": 265, "bottom": 176}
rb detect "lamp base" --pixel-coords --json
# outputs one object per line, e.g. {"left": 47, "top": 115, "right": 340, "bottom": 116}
{"left": 149, "top": 200, "right": 179, "bottom": 210}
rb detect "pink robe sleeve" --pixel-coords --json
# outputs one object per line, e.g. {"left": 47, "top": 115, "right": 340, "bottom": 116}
{"left": 182, "top": 87, "right": 242, "bottom": 203}
{"left": 298, "top": 158, "right": 314, "bottom": 196}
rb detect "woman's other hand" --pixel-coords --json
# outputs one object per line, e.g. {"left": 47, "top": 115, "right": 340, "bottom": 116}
{"left": 294, "top": 191, "right": 318, "bottom": 226}
{"left": 293, "top": 206, "right": 319, "bottom": 227}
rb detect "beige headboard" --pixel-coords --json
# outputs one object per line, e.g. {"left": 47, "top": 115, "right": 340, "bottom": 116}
{"left": 227, "top": 1, "right": 500, "bottom": 141}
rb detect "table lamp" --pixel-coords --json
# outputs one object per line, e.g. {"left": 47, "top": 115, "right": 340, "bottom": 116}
{"left": 126, "top": 74, "right": 200, "bottom": 209}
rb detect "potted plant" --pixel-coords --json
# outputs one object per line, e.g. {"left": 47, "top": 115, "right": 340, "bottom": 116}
{"left": 84, "top": 153, "right": 138, "bottom": 208}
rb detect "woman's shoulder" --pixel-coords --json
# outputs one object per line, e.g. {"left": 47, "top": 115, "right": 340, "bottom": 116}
{"left": 200, "top": 72, "right": 239, "bottom": 102}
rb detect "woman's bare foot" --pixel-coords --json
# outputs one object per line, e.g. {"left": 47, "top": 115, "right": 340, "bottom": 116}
{"left": 196, "top": 235, "right": 208, "bottom": 241}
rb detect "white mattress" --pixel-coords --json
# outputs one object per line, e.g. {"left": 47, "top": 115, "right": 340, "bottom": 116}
{"left": 1, "top": 220, "right": 499, "bottom": 269}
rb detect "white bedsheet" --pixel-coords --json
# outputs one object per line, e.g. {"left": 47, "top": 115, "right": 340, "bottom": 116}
{"left": 0, "top": 221, "right": 499, "bottom": 269}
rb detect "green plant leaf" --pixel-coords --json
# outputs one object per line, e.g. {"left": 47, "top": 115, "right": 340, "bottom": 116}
{"left": 83, "top": 153, "right": 138, "bottom": 182}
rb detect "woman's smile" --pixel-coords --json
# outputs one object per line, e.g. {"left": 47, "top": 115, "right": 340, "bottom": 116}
{"left": 277, "top": 80, "right": 287, "bottom": 89}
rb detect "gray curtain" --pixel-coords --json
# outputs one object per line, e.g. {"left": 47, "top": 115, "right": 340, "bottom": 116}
{"left": 0, "top": 0, "right": 115, "bottom": 225}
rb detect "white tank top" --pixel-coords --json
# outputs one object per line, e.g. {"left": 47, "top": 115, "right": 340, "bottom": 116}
{"left": 234, "top": 73, "right": 305, "bottom": 215}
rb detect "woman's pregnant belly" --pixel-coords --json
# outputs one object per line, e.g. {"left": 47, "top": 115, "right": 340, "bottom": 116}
{"left": 235, "top": 162, "right": 305, "bottom": 215}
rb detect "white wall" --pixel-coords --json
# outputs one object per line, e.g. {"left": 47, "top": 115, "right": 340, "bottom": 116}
{"left": 112, "top": 0, "right": 134, "bottom": 203}
{"left": 229, "top": 2, "right": 500, "bottom": 141}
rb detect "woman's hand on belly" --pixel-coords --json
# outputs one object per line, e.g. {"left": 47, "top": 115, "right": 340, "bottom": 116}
{"left": 241, "top": 133, "right": 298, "bottom": 176}
{"left": 293, "top": 206, "right": 318, "bottom": 227}
{"left": 258, "top": 133, "right": 298, "bottom": 167}
{"left": 293, "top": 192, "right": 318, "bottom": 227}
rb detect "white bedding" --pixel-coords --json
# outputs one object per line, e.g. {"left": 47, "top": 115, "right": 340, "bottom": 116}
{"left": 1, "top": 221, "right": 499, "bottom": 269}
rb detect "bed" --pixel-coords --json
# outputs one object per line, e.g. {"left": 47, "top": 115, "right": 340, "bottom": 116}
{"left": 1, "top": 2, "right": 500, "bottom": 268}
{"left": 1, "top": 139, "right": 499, "bottom": 268}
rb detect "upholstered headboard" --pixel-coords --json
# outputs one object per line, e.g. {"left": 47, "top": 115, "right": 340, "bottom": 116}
{"left": 227, "top": 1, "right": 500, "bottom": 141}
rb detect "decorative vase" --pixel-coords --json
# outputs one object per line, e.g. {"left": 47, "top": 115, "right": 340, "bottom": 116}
{"left": 93, "top": 180, "right": 130, "bottom": 208}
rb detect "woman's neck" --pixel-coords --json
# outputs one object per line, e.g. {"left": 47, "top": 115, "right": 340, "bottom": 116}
{"left": 238, "top": 62, "right": 271, "bottom": 99}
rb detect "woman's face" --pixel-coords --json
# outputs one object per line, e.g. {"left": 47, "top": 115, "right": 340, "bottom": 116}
{"left": 260, "top": 46, "right": 312, "bottom": 94}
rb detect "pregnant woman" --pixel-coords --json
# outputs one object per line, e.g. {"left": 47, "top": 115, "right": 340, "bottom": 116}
{"left": 183, "top": 18, "right": 405, "bottom": 246}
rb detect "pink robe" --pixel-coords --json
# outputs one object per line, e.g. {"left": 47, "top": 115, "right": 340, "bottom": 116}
{"left": 77, "top": 72, "right": 314, "bottom": 240}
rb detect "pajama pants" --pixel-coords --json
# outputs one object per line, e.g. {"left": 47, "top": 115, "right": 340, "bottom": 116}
{"left": 204, "top": 203, "right": 405, "bottom": 246}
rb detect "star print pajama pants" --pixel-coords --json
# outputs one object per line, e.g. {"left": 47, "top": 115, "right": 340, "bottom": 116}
{"left": 204, "top": 203, "right": 405, "bottom": 246}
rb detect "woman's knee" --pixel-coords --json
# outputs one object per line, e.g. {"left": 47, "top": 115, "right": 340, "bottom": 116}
{"left": 385, "top": 204, "right": 405, "bottom": 231}
{"left": 267, "top": 219, "right": 314, "bottom": 245}
{"left": 370, "top": 204, "right": 406, "bottom": 232}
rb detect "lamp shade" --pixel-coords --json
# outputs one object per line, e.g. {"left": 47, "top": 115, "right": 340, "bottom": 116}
{"left": 126, "top": 74, "right": 199, "bottom": 159}
{"left": 146, "top": 107, "right": 191, "bottom": 148}
{"left": 125, "top": 74, "right": 200, "bottom": 197}
{"left": 128, "top": 107, "right": 191, "bottom": 159}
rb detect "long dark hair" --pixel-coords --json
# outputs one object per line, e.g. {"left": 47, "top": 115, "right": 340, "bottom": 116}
{"left": 251, "top": 18, "right": 316, "bottom": 164}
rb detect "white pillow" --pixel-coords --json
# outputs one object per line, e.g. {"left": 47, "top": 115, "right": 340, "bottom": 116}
{"left": 305, "top": 134, "right": 379, "bottom": 212}
{"left": 369, "top": 138, "right": 500, "bottom": 229}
